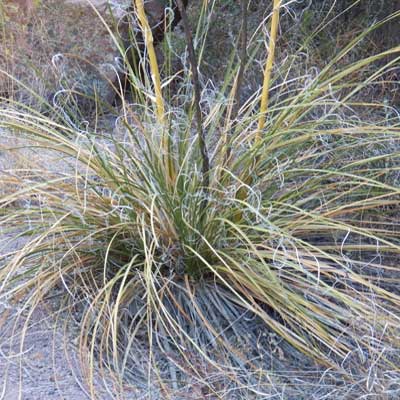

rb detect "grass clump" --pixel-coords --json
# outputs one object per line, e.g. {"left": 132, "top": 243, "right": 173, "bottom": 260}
{"left": 1, "top": 2, "right": 400, "bottom": 397}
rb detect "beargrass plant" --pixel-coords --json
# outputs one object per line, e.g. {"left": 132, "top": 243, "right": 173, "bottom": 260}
{"left": 1, "top": 1, "right": 400, "bottom": 397}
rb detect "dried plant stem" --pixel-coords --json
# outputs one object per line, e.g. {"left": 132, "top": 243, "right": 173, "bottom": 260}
{"left": 134, "top": 0, "right": 165, "bottom": 126}
{"left": 235, "top": 0, "right": 280, "bottom": 221}
{"left": 256, "top": 0, "right": 281, "bottom": 143}
{"left": 176, "top": 0, "right": 210, "bottom": 193}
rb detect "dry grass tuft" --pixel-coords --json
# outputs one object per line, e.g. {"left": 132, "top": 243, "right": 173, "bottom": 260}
{"left": 1, "top": 2, "right": 400, "bottom": 398}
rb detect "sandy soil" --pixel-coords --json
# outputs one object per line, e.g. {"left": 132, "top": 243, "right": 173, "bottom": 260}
{"left": 0, "top": 307, "right": 97, "bottom": 400}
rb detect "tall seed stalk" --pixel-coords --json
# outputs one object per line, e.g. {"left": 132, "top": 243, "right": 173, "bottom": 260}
{"left": 134, "top": 0, "right": 165, "bottom": 124}
{"left": 134, "top": 0, "right": 179, "bottom": 185}
{"left": 234, "top": 0, "right": 281, "bottom": 222}
{"left": 257, "top": 0, "right": 281, "bottom": 142}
